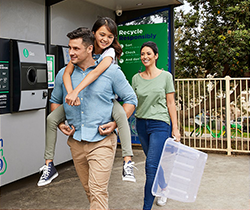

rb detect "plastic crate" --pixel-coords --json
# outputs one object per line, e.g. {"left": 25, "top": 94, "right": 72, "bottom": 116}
{"left": 152, "top": 138, "right": 208, "bottom": 202}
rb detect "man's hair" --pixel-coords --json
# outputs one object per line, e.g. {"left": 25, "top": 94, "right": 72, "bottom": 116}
{"left": 67, "top": 27, "right": 95, "bottom": 47}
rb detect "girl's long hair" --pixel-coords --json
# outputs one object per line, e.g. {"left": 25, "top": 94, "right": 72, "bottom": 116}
{"left": 92, "top": 17, "right": 122, "bottom": 59}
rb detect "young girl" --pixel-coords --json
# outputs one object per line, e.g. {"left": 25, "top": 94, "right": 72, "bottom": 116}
{"left": 37, "top": 17, "right": 136, "bottom": 187}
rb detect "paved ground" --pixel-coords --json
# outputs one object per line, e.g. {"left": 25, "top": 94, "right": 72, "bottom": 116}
{"left": 0, "top": 147, "right": 249, "bottom": 209}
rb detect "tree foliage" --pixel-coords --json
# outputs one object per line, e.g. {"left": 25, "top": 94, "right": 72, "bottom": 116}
{"left": 175, "top": 0, "right": 250, "bottom": 78}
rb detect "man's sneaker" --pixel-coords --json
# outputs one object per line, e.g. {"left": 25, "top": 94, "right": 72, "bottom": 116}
{"left": 122, "top": 160, "right": 137, "bottom": 182}
{"left": 37, "top": 162, "right": 58, "bottom": 187}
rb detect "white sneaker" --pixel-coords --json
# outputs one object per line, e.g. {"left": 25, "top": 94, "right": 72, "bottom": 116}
{"left": 156, "top": 196, "right": 167, "bottom": 206}
{"left": 122, "top": 161, "right": 137, "bottom": 182}
{"left": 37, "top": 162, "right": 58, "bottom": 187}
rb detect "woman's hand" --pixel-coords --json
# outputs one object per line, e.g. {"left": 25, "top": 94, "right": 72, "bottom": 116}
{"left": 172, "top": 128, "right": 181, "bottom": 142}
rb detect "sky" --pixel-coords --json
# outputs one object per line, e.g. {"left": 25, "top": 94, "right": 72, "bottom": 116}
{"left": 174, "top": 0, "right": 191, "bottom": 14}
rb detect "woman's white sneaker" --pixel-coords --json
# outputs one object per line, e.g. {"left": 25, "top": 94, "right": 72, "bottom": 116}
{"left": 156, "top": 196, "right": 167, "bottom": 206}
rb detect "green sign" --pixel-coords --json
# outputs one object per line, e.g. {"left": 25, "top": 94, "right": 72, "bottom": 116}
{"left": 46, "top": 55, "right": 55, "bottom": 88}
{"left": 118, "top": 23, "right": 168, "bottom": 84}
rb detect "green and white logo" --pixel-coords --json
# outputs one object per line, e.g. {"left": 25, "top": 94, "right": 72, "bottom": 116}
{"left": 23, "top": 48, "right": 29, "bottom": 58}
{"left": 0, "top": 138, "right": 7, "bottom": 175}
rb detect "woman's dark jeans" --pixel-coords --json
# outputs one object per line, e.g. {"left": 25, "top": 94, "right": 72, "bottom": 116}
{"left": 136, "top": 118, "right": 171, "bottom": 210}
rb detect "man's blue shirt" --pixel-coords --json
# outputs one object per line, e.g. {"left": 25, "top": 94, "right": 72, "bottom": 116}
{"left": 50, "top": 59, "right": 137, "bottom": 142}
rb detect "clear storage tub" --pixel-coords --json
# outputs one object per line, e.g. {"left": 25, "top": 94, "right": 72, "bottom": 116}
{"left": 152, "top": 138, "right": 208, "bottom": 202}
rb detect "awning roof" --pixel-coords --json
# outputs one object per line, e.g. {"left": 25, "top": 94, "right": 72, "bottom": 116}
{"left": 46, "top": 0, "right": 183, "bottom": 11}
{"left": 83, "top": 0, "right": 183, "bottom": 11}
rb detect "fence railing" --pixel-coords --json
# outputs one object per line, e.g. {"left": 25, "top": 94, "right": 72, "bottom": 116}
{"left": 175, "top": 76, "right": 250, "bottom": 155}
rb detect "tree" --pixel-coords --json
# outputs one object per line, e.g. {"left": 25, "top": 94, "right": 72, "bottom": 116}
{"left": 175, "top": 0, "right": 250, "bottom": 78}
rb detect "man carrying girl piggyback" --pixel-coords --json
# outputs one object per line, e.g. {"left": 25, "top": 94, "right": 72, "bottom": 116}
{"left": 38, "top": 17, "right": 137, "bottom": 186}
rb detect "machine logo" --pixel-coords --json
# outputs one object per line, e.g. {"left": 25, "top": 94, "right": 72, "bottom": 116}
{"left": 0, "top": 138, "right": 7, "bottom": 175}
{"left": 23, "top": 48, "right": 29, "bottom": 58}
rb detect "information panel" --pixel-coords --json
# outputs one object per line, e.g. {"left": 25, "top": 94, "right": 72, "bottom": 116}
{"left": 0, "top": 61, "right": 10, "bottom": 114}
{"left": 47, "top": 55, "right": 55, "bottom": 88}
{"left": 118, "top": 23, "right": 168, "bottom": 84}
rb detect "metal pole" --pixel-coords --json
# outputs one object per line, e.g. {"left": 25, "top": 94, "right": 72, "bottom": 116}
{"left": 225, "top": 76, "right": 232, "bottom": 155}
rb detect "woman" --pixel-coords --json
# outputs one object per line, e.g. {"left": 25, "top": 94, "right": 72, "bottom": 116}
{"left": 132, "top": 41, "right": 180, "bottom": 210}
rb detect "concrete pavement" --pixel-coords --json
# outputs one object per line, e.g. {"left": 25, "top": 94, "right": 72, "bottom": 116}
{"left": 0, "top": 147, "right": 249, "bottom": 209}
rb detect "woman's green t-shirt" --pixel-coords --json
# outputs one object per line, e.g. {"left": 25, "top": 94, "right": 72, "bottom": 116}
{"left": 132, "top": 70, "right": 175, "bottom": 125}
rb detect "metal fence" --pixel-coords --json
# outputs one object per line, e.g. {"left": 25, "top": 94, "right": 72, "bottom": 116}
{"left": 175, "top": 76, "right": 250, "bottom": 155}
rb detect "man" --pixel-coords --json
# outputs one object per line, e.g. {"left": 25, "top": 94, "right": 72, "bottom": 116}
{"left": 50, "top": 28, "right": 137, "bottom": 209}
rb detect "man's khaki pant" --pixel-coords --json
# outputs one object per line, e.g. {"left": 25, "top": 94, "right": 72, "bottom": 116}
{"left": 67, "top": 133, "right": 117, "bottom": 210}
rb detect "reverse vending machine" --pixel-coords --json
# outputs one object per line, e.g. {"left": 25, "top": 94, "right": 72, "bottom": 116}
{"left": 50, "top": 45, "right": 70, "bottom": 75}
{"left": 0, "top": 39, "right": 71, "bottom": 186}
{"left": 10, "top": 40, "right": 48, "bottom": 112}
{"left": 0, "top": 39, "right": 49, "bottom": 114}
{"left": 0, "top": 39, "right": 48, "bottom": 186}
